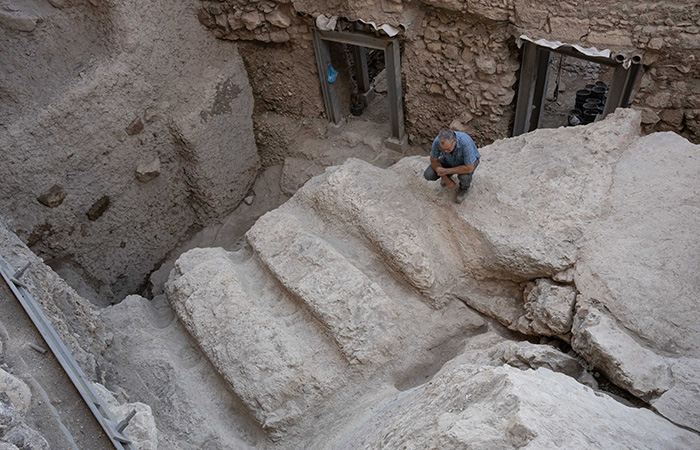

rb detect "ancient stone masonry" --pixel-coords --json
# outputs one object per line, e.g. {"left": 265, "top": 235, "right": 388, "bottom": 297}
{"left": 199, "top": 0, "right": 304, "bottom": 44}
{"left": 198, "top": 0, "right": 323, "bottom": 118}
{"left": 511, "top": 0, "right": 700, "bottom": 142}
{"left": 199, "top": 0, "right": 700, "bottom": 146}
{"left": 402, "top": 10, "right": 520, "bottom": 146}
{"left": 3, "top": 98, "right": 700, "bottom": 447}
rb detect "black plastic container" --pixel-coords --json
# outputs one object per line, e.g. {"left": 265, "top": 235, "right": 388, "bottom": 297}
{"left": 583, "top": 103, "right": 600, "bottom": 116}
{"left": 583, "top": 110, "right": 598, "bottom": 124}
{"left": 575, "top": 89, "right": 592, "bottom": 110}
{"left": 591, "top": 86, "right": 607, "bottom": 99}
{"left": 576, "top": 89, "right": 592, "bottom": 100}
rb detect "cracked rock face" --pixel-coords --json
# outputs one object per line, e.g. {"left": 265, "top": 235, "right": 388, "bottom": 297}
{"left": 166, "top": 109, "right": 700, "bottom": 446}
{"left": 516, "top": 278, "right": 577, "bottom": 339}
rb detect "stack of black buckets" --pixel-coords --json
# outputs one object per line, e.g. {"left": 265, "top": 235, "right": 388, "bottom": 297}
{"left": 570, "top": 81, "right": 608, "bottom": 125}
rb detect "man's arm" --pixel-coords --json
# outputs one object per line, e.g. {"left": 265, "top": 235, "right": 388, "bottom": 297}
{"left": 431, "top": 156, "right": 458, "bottom": 188}
{"left": 435, "top": 161, "right": 475, "bottom": 176}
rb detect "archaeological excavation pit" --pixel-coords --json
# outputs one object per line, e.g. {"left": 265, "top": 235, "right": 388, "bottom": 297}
{"left": 1, "top": 1, "right": 699, "bottom": 449}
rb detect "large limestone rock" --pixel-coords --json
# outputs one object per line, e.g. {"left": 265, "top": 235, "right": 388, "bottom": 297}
{"left": 571, "top": 301, "right": 672, "bottom": 400}
{"left": 93, "top": 383, "right": 158, "bottom": 450}
{"left": 569, "top": 124, "right": 700, "bottom": 429}
{"left": 247, "top": 212, "right": 401, "bottom": 367}
{"left": 515, "top": 278, "right": 577, "bottom": 340}
{"left": 166, "top": 109, "right": 700, "bottom": 445}
{"left": 0, "top": 370, "right": 31, "bottom": 415}
{"left": 165, "top": 240, "right": 485, "bottom": 438}
{"left": 0, "top": 374, "right": 48, "bottom": 450}
{"left": 344, "top": 365, "right": 700, "bottom": 450}
{"left": 99, "top": 294, "right": 263, "bottom": 449}
{"left": 166, "top": 247, "right": 348, "bottom": 436}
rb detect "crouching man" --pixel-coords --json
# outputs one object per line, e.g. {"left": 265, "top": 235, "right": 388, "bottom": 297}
{"left": 423, "top": 129, "right": 481, "bottom": 203}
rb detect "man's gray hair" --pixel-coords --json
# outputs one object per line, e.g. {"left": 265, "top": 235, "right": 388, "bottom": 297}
{"left": 438, "top": 129, "right": 456, "bottom": 144}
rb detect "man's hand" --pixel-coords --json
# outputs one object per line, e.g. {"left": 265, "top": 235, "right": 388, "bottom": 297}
{"left": 435, "top": 166, "right": 450, "bottom": 177}
{"left": 443, "top": 177, "right": 457, "bottom": 189}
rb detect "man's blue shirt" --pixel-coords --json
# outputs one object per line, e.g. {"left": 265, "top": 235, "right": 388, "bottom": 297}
{"left": 430, "top": 131, "right": 480, "bottom": 168}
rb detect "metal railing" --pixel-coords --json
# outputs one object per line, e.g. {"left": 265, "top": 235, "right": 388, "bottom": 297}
{"left": 0, "top": 255, "right": 137, "bottom": 450}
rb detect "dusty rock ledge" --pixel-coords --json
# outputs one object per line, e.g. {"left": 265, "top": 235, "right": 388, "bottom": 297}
{"left": 166, "top": 109, "right": 700, "bottom": 446}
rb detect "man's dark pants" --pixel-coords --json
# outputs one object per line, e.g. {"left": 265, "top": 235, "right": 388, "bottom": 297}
{"left": 423, "top": 157, "right": 480, "bottom": 191}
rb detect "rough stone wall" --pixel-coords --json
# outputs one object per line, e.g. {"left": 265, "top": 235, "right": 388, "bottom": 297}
{"left": 509, "top": 0, "right": 700, "bottom": 142}
{"left": 197, "top": 1, "right": 325, "bottom": 119}
{"left": 198, "top": 0, "right": 700, "bottom": 146}
{"left": 198, "top": 1, "right": 332, "bottom": 165}
{"left": 403, "top": 9, "right": 519, "bottom": 146}
{"left": 0, "top": 0, "right": 259, "bottom": 302}
{"left": 198, "top": 1, "right": 320, "bottom": 115}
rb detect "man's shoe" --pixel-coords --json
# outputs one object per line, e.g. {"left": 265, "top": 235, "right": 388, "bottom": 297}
{"left": 455, "top": 189, "right": 469, "bottom": 203}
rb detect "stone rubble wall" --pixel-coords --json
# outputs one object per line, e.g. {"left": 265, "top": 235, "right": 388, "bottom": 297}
{"left": 198, "top": 0, "right": 700, "bottom": 146}
{"left": 199, "top": 0, "right": 324, "bottom": 119}
{"left": 511, "top": 0, "right": 700, "bottom": 142}
{"left": 403, "top": 10, "right": 520, "bottom": 146}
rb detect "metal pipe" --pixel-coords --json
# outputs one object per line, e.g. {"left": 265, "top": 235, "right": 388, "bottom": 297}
{"left": 613, "top": 52, "right": 627, "bottom": 64}
{"left": 621, "top": 63, "right": 643, "bottom": 108}
{"left": 0, "top": 256, "right": 137, "bottom": 450}
{"left": 28, "top": 342, "right": 48, "bottom": 354}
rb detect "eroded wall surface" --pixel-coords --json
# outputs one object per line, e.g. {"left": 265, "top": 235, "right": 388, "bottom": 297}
{"left": 0, "top": 0, "right": 259, "bottom": 302}
{"left": 199, "top": 0, "right": 700, "bottom": 145}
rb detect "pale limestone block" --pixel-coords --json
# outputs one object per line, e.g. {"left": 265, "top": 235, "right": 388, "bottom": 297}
{"left": 571, "top": 303, "right": 671, "bottom": 399}
{"left": 516, "top": 278, "right": 576, "bottom": 338}
{"left": 0, "top": 369, "right": 31, "bottom": 415}
{"left": 136, "top": 158, "right": 161, "bottom": 183}
{"left": 241, "top": 10, "right": 262, "bottom": 30}
{"left": 266, "top": 9, "right": 291, "bottom": 28}
{"left": 247, "top": 211, "right": 400, "bottom": 366}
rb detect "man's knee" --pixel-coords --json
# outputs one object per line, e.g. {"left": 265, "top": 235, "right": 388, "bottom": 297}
{"left": 457, "top": 173, "right": 473, "bottom": 188}
{"left": 424, "top": 166, "right": 439, "bottom": 181}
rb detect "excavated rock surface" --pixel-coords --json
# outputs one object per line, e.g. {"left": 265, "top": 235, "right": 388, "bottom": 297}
{"left": 1, "top": 108, "right": 698, "bottom": 448}
{"left": 165, "top": 109, "right": 700, "bottom": 446}
{"left": 0, "top": 0, "right": 258, "bottom": 304}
